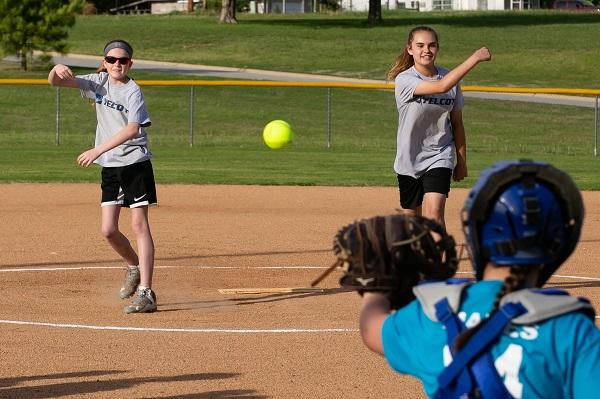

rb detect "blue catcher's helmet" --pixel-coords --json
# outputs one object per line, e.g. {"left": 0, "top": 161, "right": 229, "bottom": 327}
{"left": 461, "top": 160, "right": 584, "bottom": 285}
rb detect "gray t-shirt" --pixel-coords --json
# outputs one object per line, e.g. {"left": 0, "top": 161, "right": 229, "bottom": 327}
{"left": 76, "top": 72, "right": 152, "bottom": 167}
{"left": 393, "top": 66, "right": 464, "bottom": 178}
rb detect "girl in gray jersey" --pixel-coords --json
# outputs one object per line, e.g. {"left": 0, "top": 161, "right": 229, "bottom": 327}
{"left": 48, "top": 39, "right": 158, "bottom": 314}
{"left": 388, "top": 26, "right": 491, "bottom": 228}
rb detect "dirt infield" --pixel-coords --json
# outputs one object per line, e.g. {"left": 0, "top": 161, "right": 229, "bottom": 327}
{"left": 1, "top": 184, "right": 598, "bottom": 399}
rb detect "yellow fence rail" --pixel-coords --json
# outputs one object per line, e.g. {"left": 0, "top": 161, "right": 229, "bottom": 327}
{"left": 0, "top": 79, "right": 598, "bottom": 155}
{"left": 3, "top": 78, "right": 600, "bottom": 95}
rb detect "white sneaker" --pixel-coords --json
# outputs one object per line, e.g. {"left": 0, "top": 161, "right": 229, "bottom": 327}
{"left": 124, "top": 288, "right": 157, "bottom": 314}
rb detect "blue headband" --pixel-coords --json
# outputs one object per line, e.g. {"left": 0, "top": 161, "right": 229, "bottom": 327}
{"left": 103, "top": 41, "right": 133, "bottom": 57}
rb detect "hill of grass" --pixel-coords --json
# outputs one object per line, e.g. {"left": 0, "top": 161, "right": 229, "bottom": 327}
{"left": 1, "top": 10, "right": 599, "bottom": 188}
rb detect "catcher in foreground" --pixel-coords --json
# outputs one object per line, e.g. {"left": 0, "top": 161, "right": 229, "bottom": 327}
{"left": 330, "top": 160, "right": 599, "bottom": 399}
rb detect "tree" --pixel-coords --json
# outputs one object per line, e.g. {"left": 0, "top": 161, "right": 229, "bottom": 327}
{"left": 87, "top": 0, "right": 117, "bottom": 13}
{"left": 220, "top": 0, "right": 237, "bottom": 24}
{"left": 0, "top": 0, "right": 84, "bottom": 71}
{"left": 367, "top": 0, "right": 382, "bottom": 26}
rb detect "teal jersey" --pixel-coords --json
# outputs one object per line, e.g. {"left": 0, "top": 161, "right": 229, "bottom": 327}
{"left": 382, "top": 280, "right": 600, "bottom": 398}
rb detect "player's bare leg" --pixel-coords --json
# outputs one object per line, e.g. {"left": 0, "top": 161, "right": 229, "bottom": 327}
{"left": 399, "top": 206, "right": 421, "bottom": 217}
{"left": 421, "top": 192, "right": 446, "bottom": 229}
{"left": 123, "top": 206, "right": 157, "bottom": 314}
{"left": 130, "top": 206, "right": 154, "bottom": 288}
{"left": 101, "top": 205, "right": 139, "bottom": 266}
{"left": 101, "top": 205, "right": 141, "bottom": 299}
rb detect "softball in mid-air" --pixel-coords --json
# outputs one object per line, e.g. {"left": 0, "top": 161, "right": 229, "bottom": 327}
{"left": 263, "top": 120, "right": 294, "bottom": 150}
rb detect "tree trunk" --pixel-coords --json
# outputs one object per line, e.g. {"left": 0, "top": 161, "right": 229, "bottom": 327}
{"left": 220, "top": 0, "right": 238, "bottom": 23}
{"left": 368, "top": 0, "right": 382, "bottom": 25}
{"left": 187, "top": 0, "right": 194, "bottom": 12}
{"left": 20, "top": 51, "right": 27, "bottom": 71}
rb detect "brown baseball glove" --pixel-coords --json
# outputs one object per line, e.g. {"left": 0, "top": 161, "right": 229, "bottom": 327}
{"left": 327, "top": 214, "right": 458, "bottom": 309}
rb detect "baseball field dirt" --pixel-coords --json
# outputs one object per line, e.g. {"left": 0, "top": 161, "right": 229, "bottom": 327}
{"left": 1, "top": 184, "right": 598, "bottom": 398}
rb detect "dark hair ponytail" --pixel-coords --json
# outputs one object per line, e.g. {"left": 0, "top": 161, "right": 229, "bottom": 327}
{"left": 453, "top": 266, "right": 532, "bottom": 352}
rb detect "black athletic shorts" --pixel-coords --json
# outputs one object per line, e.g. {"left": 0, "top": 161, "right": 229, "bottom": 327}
{"left": 101, "top": 160, "right": 157, "bottom": 208}
{"left": 396, "top": 167, "right": 452, "bottom": 209}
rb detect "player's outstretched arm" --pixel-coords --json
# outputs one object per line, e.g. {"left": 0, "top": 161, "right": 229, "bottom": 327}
{"left": 48, "top": 64, "right": 79, "bottom": 88}
{"left": 359, "top": 293, "right": 390, "bottom": 355}
{"left": 414, "top": 47, "right": 491, "bottom": 96}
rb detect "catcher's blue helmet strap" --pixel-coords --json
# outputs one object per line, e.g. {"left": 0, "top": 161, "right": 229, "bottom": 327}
{"left": 461, "top": 160, "right": 584, "bottom": 284}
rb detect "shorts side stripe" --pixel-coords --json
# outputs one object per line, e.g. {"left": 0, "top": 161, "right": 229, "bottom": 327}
{"left": 130, "top": 201, "right": 150, "bottom": 208}
{"left": 101, "top": 200, "right": 124, "bottom": 207}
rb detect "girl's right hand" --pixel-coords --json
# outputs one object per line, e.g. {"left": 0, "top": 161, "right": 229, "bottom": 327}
{"left": 473, "top": 47, "right": 492, "bottom": 62}
{"left": 53, "top": 64, "right": 75, "bottom": 80}
{"left": 77, "top": 148, "right": 101, "bottom": 168}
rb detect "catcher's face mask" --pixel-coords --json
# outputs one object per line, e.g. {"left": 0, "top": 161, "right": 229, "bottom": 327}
{"left": 461, "top": 160, "right": 584, "bottom": 286}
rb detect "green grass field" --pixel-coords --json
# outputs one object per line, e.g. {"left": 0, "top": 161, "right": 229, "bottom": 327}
{"left": 1, "top": 10, "right": 599, "bottom": 188}
{"left": 8, "top": 10, "right": 600, "bottom": 88}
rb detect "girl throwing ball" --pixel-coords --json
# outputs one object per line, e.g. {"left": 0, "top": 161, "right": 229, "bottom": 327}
{"left": 48, "top": 39, "right": 157, "bottom": 314}
{"left": 388, "top": 26, "right": 491, "bottom": 228}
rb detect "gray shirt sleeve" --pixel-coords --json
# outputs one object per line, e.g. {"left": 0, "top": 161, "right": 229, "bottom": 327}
{"left": 126, "top": 88, "right": 151, "bottom": 127}
{"left": 394, "top": 72, "right": 421, "bottom": 107}
{"left": 76, "top": 73, "right": 108, "bottom": 102}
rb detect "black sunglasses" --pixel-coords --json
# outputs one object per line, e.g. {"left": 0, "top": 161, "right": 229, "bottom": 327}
{"left": 104, "top": 56, "right": 131, "bottom": 64}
